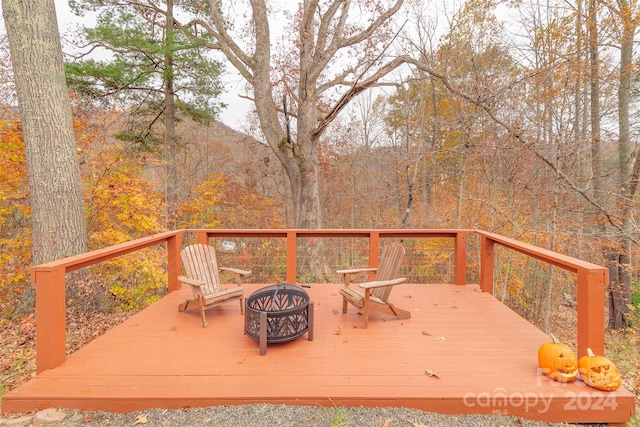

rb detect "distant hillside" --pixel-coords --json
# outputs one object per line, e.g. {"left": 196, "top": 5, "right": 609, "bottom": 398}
{"left": 143, "top": 119, "right": 286, "bottom": 207}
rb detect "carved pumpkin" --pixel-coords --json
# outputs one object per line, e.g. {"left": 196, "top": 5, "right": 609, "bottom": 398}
{"left": 578, "top": 348, "right": 621, "bottom": 391}
{"left": 538, "top": 334, "right": 578, "bottom": 382}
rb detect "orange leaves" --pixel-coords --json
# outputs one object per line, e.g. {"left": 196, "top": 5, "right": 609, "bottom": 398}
{"left": 0, "top": 117, "right": 31, "bottom": 310}
{"left": 176, "top": 173, "right": 285, "bottom": 230}
{"left": 0, "top": 116, "right": 28, "bottom": 208}
{"left": 0, "top": 314, "right": 37, "bottom": 390}
{"left": 81, "top": 139, "right": 166, "bottom": 310}
{"left": 105, "top": 248, "right": 167, "bottom": 310}
{"left": 84, "top": 144, "right": 163, "bottom": 247}
{"left": 175, "top": 174, "right": 226, "bottom": 229}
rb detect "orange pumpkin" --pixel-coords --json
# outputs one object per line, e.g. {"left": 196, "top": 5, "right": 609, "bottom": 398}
{"left": 578, "top": 348, "right": 621, "bottom": 391}
{"left": 538, "top": 334, "right": 578, "bottom": 382}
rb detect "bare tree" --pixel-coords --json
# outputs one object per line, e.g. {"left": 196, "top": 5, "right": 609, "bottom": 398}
{"left": 193, "top": 0, "right": 406, "bottom": 229}
{"left": 600, "top": 0, "right": 639, "bottom": 329}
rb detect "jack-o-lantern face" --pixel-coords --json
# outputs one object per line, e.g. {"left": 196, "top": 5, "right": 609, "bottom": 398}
{"left": 578, "top": 348, "right": 621, "bottom": 391}
{"left": 538, "top": 334, "right": 578, "bottom": 382}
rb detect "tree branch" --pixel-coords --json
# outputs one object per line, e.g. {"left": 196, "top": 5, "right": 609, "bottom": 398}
{"left": 403, "top": 55, "right": 625, "bottom": 235}
{"left": 315, "top": 56, "right": 406, "bottom": 138}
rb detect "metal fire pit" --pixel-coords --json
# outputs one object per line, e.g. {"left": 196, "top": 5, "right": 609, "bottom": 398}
{"left": 244, "top": 283, "right": 314, "bottom": 355}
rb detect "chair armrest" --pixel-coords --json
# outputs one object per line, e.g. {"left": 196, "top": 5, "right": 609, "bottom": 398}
{"left": 178, "top": 275, "right": 206, "bottom": 287}
{"left": 359, "top": 277, "right": 407, "bottom": 289}
{"left": 219, "top": 267, "right": 251, "bottom": 285}
{"left": 337, "top": 267, "right": 378, "bottom": 287}
{"left": 219, "top": 267, "right": 251, "bottom": 276}
{"left": 336, "top": 267, "right": 377, "bottom": 275}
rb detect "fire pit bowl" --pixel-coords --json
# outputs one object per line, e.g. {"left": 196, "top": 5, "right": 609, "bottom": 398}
{"left": 244, "top": 283, "right": 314, "bottom": 355}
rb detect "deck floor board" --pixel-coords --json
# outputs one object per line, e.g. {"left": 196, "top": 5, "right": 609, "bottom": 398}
{"left": 2, "top": 283, "right": 635, "bottom": 424}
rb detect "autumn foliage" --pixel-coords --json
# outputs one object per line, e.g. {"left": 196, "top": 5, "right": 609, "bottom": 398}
{"left": 0, "top": 113, "right": 30, "bottom": 319}
{"left": 0, "top": 105, "right": 287, "bottom": 318}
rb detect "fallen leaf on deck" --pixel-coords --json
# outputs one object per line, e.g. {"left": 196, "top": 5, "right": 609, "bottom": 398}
{"left": 434, "top": 336, "right": 445, "bottom": 340}
{"left": 133, "top": 413, "right": 148, "bottom": 425}
{"left": 425, "top": 369, "right": 440, "bottom": 379}
{"left": 421, "top": 331, "right": 431, "bottom": 336}
{"left": 403, "top": 295, "right": 412, "bottom": 298}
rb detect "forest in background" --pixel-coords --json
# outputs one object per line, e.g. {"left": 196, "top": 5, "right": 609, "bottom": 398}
{"left": 1, "top": 0, "right": 639, "bottom": 333}
{"left": 1, "top": 0, "right": 640, "bottom": 412}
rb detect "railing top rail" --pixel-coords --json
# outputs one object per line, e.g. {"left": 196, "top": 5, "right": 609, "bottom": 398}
{"left": 188, "top": 228, "right": 473, "bottom": 238}
{"left": 188, "top": 228, "right": 474, "bottom": 236}
{"left": 31, "top": 230, "right": 181, "bottom": 277}
{"left": 476, "top": 230, "right": 607, "bottom": 275}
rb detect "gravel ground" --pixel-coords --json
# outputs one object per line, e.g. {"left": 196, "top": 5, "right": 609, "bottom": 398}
{"left": 0, "top": 404, "right": 608, "bottom": 427}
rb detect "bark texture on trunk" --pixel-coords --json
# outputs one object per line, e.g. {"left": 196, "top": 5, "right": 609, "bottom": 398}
{"left": 3, "top": 0, "right": 89, "bottom": 265}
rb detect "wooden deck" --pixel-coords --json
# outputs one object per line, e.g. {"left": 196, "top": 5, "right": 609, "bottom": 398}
{"left": 2, "top": 283, "right": 635, "bottom": 424}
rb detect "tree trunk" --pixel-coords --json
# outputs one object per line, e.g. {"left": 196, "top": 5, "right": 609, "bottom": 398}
{"left": 293, "top": 100, "right": 322, "bottom": 229}
{"left": 455, "top": 152, "right": 466, "bottom": 229}
{"left": 543, "top": 155, "right": 560, "bottom": 333}
{"left": 3, "top": 0, "right": 89, "bottom": 265}
{"left": 587, "top": 0, "right": 619, "bottom": 329}
{"left": 164, "top": 0, "right": 178, "bottom": 229}
{"left": 609, "top": 6, "right": 636, "bottom": 329}
{"left": 206, "top": 0, "right": 404, "bottom": 231}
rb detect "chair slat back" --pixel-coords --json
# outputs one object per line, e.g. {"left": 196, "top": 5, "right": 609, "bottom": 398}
{"left": 180, "top": 244, "right": 222, "bottom": 297}
{"left": 372, "top": 242, "right": 405, "bottom": 303}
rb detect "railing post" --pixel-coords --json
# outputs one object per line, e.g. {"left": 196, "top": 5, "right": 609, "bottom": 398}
{"left": 576, "top": 269, "right": 606, "bottom": 357}
{"left": 369, "top": 232, "right": 380, "bottom": 281}
{"left": 167, "top": 232, "right": 181, "bottom": 292}
{"left": 286, "top": 231, "right": 297, "bottom": 283}
{"left": 34, "top": 266, "right": 67, "bottom": 373}
{"left": 479, "top": 235, "right": 495, "bottom": 294}
{"left": 454, "top": 231, "right": 467, "bottom": 285}
{"left": 196, "top": 231, "right": 208, "bottom": 245}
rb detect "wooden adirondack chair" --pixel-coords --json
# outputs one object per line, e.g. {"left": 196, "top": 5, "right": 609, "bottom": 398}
{"left": 337, "top": 242, "right": 409, "bottom": 329}
{"left": 178, "top": 244, "right": 251, "bottom": 328}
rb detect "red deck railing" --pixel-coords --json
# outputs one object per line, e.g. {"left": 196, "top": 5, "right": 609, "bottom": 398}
{"left": 31, "top": 229, "right": 607, "bottom": 373}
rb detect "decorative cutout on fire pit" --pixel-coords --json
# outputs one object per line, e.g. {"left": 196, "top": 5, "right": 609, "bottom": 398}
{"left": 244, "top": 283, "right": 314, "bottom": 355}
